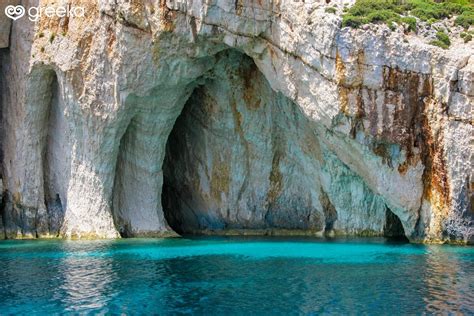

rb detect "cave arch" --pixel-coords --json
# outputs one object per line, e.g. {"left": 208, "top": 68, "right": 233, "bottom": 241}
{"left": 111, "top": 83, "right": 197, "bottom": 237}
{"left": 160, "top": 49, "right": 408, "bottom": 239}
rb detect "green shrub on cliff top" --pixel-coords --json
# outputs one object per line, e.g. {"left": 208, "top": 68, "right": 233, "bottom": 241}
{"left": 462, "top": 33, "right": 473, "bottom": 42}
{"left": 436, "top": 30, "right": 451, "bottom": 45}
{"left": 342, "top": 0, "right": 474, "bottom": 29}
{"left": 455, "top": 11, "right": 474, "bottom": 28}
{"left": 400, "top": 16, "right": 418, "bottom": 31}
{"left": 429, "top": 31, "right": 452, "bottom": 48}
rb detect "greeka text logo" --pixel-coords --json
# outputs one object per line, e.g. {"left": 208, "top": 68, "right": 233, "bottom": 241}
{"left": 4, "top": 5, "right": 24, "bottom": 20}
{"left": 4, "top": 4, "right": 85, "bottom": 22}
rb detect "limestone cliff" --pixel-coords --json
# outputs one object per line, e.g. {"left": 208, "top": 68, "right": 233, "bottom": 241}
{"left": 0, "top": 0, "right": 472, "bottom": 243}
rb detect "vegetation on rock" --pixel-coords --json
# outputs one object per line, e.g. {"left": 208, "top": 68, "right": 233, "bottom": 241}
{"left": 460, "top": 31, "right": 473, "bottom": 42}
{"left": 342, "top": 0, "right": 474, "bottom": 29}
{"left": 429, "top": 30, "right": 452, "bottom": 48}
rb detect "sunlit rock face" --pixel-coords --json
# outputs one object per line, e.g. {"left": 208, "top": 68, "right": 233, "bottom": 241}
{"left": 0, "top": 0, "right": 472, "bottom": 242}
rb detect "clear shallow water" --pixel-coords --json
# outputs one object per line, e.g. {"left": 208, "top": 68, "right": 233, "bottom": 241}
{"left": 0, "top": 237, "right": 473, "bottom": 315}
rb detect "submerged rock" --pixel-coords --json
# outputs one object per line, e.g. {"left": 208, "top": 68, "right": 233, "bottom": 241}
{"left": 0, "top": 0, "right": 472, "bottom": 243}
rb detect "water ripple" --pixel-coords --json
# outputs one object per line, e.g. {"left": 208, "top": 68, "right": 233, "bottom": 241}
{"left": 0, "top": 237, "right": 472, "bottom": 314}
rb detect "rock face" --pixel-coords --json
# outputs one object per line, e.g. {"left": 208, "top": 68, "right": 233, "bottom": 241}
{"left": 0, "top": 0, "right": 472, "bottom": 242}
{"left": 0, "top": 1, "right": 16, "bottom": 48}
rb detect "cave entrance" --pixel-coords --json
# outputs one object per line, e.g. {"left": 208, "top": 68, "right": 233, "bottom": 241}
{"left": 161, "top": 49, "right": 410, "bottom": 241}
{"left": 161, "top": 49, "right": 307, "bottom": 235}
{"left": 161, "top": 96, "right": 192, "bottom": 235}
{"left": 384, "top": 208, "right": 409, "bottom": 242}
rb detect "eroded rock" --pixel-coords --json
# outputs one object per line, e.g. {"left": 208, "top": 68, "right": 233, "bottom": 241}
{"left": 0, "top": 0, "right": 471, "bottom": 242}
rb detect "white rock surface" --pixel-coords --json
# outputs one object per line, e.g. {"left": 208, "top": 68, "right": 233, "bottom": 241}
{"left": 0, "top": 0, "right": 472, "bottom": 242}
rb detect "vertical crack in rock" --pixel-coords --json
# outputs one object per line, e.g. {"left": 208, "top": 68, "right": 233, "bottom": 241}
{"left": 319, "top": 189, "right": 337, "bottom": 235}
{"left": 235, "top": 0, "right": 244, "bottom": 16}
{"left": 265, "top": 147, "right": 284, "bottom": 214}
{"left": 43, "top": 71, "right": 66, "bottom": 237}
{"left": 113, "top": 119, "right": 135, "bottom": 238}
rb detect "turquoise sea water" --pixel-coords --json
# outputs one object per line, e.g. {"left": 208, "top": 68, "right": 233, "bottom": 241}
{"left": 0, "top": 237, "right": 473, "bottom": 315}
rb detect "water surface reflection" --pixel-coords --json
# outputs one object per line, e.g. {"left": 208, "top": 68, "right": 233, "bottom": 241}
{"left": 0, "top": 237, "right": 472, "bottom": 314}
{"left": 423, "top": 246, "right": 474, "bottom": 313}
{"left": 58, "top": 241, "right": 117, "bottom": 312}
